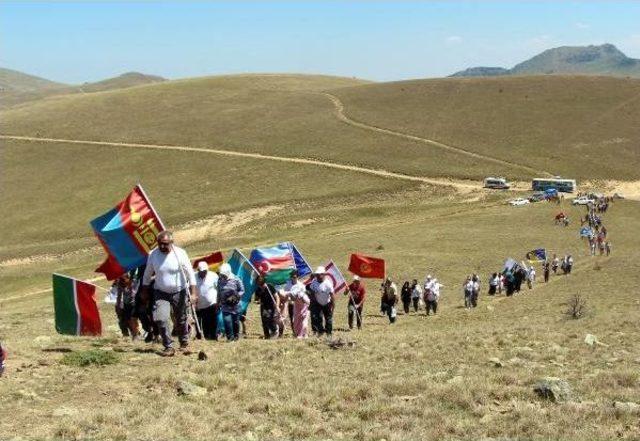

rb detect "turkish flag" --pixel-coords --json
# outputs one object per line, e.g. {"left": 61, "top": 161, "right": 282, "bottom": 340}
{"left": 348, "top": 253, "right": 385, "bottom": 279}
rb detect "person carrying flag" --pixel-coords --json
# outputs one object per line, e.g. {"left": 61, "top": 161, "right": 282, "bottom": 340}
{"left": 141, "top": 231, "right": 196, "bottom": 356}
{"left": 217, "top": 263, "right": 245, "bottom": 341}
{"left": 346, "top": 275, "right": 366, "bottom": 330}
{"left": 308, "top": 266, "right": 335, "bottom": 337}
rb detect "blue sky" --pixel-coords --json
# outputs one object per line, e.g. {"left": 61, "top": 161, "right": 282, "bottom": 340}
{"left": 1, "top": 1, "right": 639, "bottom": 83}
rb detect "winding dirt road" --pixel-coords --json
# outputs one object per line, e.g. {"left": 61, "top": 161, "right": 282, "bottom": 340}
{"left": 320, "top": 92, "right": 550, "bottom": 176}
{"left": 0, "top": 134, "right": 481, "bottom": 191}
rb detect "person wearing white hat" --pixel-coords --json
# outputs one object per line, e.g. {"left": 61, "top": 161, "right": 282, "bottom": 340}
{"left": 217, "top": 262, "right": 245, "bottom": 341}
{"left": 308, "top": 266, "right": 335, "bottom": 336}
{"left": 194, "top": 261, "right": 219, "bottom": 340}
{"left": 346, "top": 275, "right": 366, "bottom": 330}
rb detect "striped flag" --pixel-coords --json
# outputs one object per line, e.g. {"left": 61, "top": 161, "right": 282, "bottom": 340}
{"left": 192, "top": 251, "right": 224, "bottom": 271}
{"left": 52, "top": 274, "right": 102, "bottom": 336}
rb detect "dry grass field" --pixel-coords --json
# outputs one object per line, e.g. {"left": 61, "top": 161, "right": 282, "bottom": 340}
{"left": 334, "top": 75, "right": 640, "bottom": 180}
{"left": 1, "top": 72, "right": 639, "bottom": 440}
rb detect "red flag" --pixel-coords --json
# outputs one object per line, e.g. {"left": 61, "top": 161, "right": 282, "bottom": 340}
{"left": 192, "top": 251, "right": 224, "bottom": 271}
{"left": 348, "top": 253, "right": 386, "bottom": 279}
{"left": 95, "top": 255, "right": 126, "bottom": 281}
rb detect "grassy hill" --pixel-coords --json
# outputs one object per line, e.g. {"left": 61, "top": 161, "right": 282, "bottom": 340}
{"left": 76, "top": 71, "right": 165, "bottom": 93}
{"left": 451, "top": 44, "right": 640, "bottom": 78}
{"left": 333, "top": 75, "right": 640, "bottom": 180}
{"left": 0, "top": 69, "right": 166, "bottom": 109}
{"left": 0, "top": 72, "right": 639, "bottom": 440}
{"left": 0, "top": 74, "right": 514, "bottom": 181}
{"left": 0, "top": 67, "right": 67, "bottom": 92}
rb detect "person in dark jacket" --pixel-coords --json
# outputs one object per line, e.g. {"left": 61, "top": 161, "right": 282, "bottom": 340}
{"left": 217, "top": 263, "right": 245, "bottom": 341}
{"left": 254, "top": 276, "right": 278, "bottom": 339}
{"left": 400, "top": 281, "right": 412, "bottom": 314}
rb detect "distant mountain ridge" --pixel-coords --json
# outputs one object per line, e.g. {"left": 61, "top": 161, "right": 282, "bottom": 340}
{"left": 451, "top": 44, "right": 640, "bottom": 78}
{"left": 0, "top": 69, "right": 166, "bottom": 108}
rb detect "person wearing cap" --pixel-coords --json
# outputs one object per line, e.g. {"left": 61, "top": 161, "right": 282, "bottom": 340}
{"left": 141, "top": 231, "right": 196, "bottom": 356}
{"left": 346, "top": 275, "right": 366, "bottom": 330}
{"left": 195, "top": 261, "right": 219, "bottom": 340}
{"left": 308, "top": 266, "right": 335, "bottom": 336}
{"left": 217, "top": 263, "right": 245, "bottom": 341}
{"left": 380, "top": 277, "right": 398, "bottom": 324}
{"left": 254, "top": 275, "right": 278, "bottom": 339}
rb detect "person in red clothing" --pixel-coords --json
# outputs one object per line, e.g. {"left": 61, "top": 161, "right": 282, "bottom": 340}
{"left": 346, "top": 275, "right": 366, "bottom": 330}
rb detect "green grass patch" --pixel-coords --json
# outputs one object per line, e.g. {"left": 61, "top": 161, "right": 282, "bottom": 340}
{"left": 61, "top": 349, "right": 119, "bottom": 367}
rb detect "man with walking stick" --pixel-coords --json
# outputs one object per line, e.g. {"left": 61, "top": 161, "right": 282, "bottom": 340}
{"left": 141, "top": 231, "right": 197, "bottom": 356}
{"left": 346, "top": 275, "right": 366, "bottom": 330}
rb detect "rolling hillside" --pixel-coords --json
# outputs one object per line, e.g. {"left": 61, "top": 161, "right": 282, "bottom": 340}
{"left": 451, "top": 44, "right": 640, "bottom": 78}
{"left": 333, "top": 75, "right": 640, "bottom": 180}
{"left": 0, "top": 74, "right": 516, "bottom": 181}
{"left": 0, "top": 69, "right": 166, "bottom": 108}
{"left": 1, "top": 71, "right": 639, "bottom": 441}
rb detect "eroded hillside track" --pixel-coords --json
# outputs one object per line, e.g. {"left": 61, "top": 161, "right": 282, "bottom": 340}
{"left": 320, "top": 92, "right": 551, "bottom": 177}
{"left": 0, "top": 134, "right": 481, "bottom": 191}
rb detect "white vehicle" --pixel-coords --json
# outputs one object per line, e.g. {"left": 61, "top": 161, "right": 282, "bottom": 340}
{"left": 572, "top": 196, "right": 595, "bottom": 206}
{"left": 484, "top": 177, "right": 511, "bottom": 189}
{"left": 509, "top": 198, "right": 530, "bottom": 206}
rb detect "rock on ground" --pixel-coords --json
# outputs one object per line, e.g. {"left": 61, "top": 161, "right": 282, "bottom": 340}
{"left": 533, "top": 377, "right": 577, "bottom": 403}
{"left": 176, "top": 380, "right": 207, "bottom": 397}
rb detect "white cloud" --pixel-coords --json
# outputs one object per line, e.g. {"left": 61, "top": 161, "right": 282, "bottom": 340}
{"left": 445, "top": 35, "right": 463, "bottom": 45}
{"left": 574, "top": 22, "right": 590, "bottom": 30}
{"left": 526, "top": 34, "right": 556, "bottom": 51}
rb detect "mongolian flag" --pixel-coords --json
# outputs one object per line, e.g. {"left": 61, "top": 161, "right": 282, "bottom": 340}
{"left": 526, "top": 248, "right": 547, "bottom": 263}
{"left": 250, "top": 242, "right": 311, "bottom": 285}
{"left": 52, "top": 274, "right": 102, "bottom": 336}
{"left": 348, "top": 253, "right": 386, "bottom": 279}
{"left": 91, "top": 185, "right": 165, "bottom": 280}
{"left": 192, "top": 251, "right": 224, "bottom": 272}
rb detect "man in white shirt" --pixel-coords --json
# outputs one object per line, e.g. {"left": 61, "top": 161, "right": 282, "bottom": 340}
{"left": 308, "top": 266, "right": 335, "bottom": 336}
{"left": 141, "top": 231, "right": 196, "bottom": 356}
{"left": 194, "top": 261, "right": 219, "bottom": 340}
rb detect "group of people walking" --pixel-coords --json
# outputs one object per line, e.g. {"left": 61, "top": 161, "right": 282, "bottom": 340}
{"left": 105, "top": 193, "right": 616, "bottom": 356}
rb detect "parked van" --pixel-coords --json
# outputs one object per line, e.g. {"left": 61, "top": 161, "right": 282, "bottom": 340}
{"left": 483, "top": 177, "right": 511, "bottom": 189}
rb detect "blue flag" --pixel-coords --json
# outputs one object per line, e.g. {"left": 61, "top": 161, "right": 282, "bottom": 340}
{"left": 290, "top": 243, "right": 312, "bottom": 278}
{"left": 227, "top": 248, "right": 259, "bottom": 315}
{"left": 526, "top": 248, "right": 547, "bottom": 263}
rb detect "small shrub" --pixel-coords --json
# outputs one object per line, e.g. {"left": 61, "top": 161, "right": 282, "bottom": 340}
{"left": 61, "top": 349, "right": 119, "bottom": 367}
{"left": 564, "top": 293, "right": 588, "bottom": 319}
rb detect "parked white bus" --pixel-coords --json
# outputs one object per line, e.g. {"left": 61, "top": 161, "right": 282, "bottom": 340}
{"left": 531, "top": 177, "right": 577, "bottom": 193}
{"left": 483, "top": 177, "right": 511, "bottom": 189}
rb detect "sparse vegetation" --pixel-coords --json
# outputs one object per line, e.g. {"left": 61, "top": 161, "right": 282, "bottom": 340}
{"left": 564, "top": 293, "right": 588, "bottom": 319}
{"left": 61, "top": 349, "right": 119, "bottom": 367}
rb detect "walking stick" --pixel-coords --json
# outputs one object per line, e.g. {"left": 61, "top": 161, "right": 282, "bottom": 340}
{"left": 347, "top": 290, "right": 363, "bottom": 327}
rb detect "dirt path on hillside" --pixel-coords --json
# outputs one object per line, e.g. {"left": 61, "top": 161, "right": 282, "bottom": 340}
{"left": 320, "top": 92, "right": 550, "bottom": 176}
{"left": 0, "top": 134, "right": 482, "bottom": 192}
